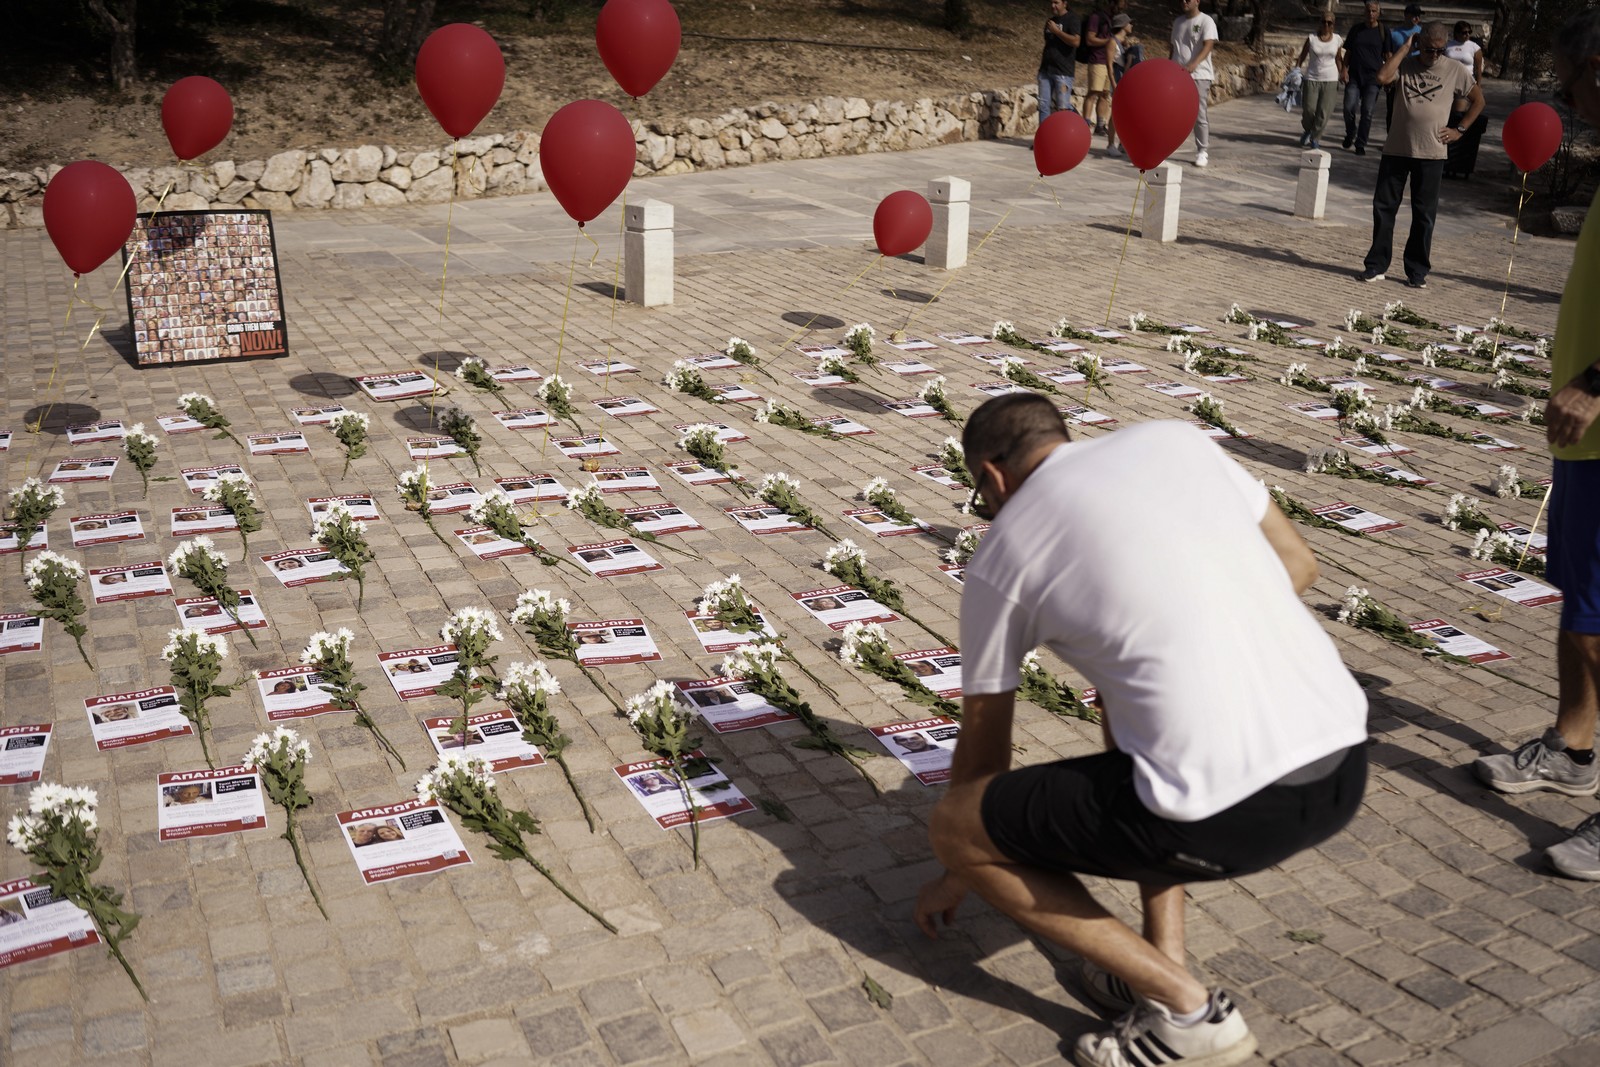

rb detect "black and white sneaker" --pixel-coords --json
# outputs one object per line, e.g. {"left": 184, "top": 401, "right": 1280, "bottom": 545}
{"left": 1074, "top": 988, "right": 1257, "bottom": 1067}
{"left": 1082, "top": 960, "right": 1139, "bottom": 1014}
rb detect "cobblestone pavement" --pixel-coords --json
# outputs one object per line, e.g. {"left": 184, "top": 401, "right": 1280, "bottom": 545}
{"left": 3, "top": 82, "right": 1599, "bottom": 1066}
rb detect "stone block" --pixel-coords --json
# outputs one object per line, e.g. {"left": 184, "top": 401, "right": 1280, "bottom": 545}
{"left": 407, "top": 166, "right": 453, "bottom": 204}
{"left": 379, "top": 165, "right": 412, "bottom": 191}
{"left": 364, "top": 182, "right": 407, "bottom": 207}
{"left": 252, "top": 190, "right": 295, "bottom": 211}
{"left": 410, "top": 151, "right": 442, "bottom": 179}
{"left": 331, "top": 184, "right": 367, "bottom": 210}
{"left": 1142, "top": 162, "right": 1183, "bottom": 242}
{"left": 1295, "top": 149, "right": 1331, "bottom": 219}
{"left": 257, "top": 150, "right": 305, "bottom": 193}
{"left": 293, "top": 160, "right": 335, "bottom": 208}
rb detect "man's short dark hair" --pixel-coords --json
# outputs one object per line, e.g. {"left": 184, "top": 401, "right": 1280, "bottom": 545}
{"left": 1422, "top": 20, "right": 1447, "bottom": 46}
{"left": 963, "top": 393, "right": 1070, "bottom": 471}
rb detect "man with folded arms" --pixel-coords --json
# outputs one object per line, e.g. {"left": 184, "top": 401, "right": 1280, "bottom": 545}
{"left": 915, "top": 394, "right": 1368, "bottom": 1067}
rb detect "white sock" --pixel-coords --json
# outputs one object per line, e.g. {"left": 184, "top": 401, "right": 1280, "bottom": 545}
{"left": 1169, "top": 1000, "right": 1211, "bottom": 1028}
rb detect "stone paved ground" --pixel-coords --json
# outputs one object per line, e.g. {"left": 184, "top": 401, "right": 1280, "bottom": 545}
{"left": 4, "top": 84, "right": 1599, "bottom": 1065}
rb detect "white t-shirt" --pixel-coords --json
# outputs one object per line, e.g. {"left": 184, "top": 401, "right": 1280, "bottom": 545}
{"left": 1305, "top": 33, "right": 1343, "bottom": 82}
{"left": 1445, "top": 39, "right": 1480, "bottom": 75}
{"left": 960, "top": 421, "right": 1368, "bottom": 821}
{"left": 1171, "top": 13, "right": 1220, "bottom": 82}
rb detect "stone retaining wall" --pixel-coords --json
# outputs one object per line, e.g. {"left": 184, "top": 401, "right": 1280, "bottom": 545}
{"left": 1, "top": 51, "right": 1293, "bottom": 228}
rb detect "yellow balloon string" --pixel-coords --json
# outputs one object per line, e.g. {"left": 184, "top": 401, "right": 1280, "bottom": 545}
{"left": 1515, "top": 478, "right": 1552, "bottom": 575}
{"left": 774, "top": 255, "right": 883, "bottom": 355}
{"left": 901, "top": 176, "right": 1047, "bottom": 336}
{"left": 425, "top": 145, "right": 464, "bottom": 443}
{"left": 1103, "top": 172, "right": 1147, "bottom": 327}
{"left": 540, "top": 230, "right": 584, "bottom": 463}
{"left": 1488, "top": 171, "right": 1533, "bottom": 363}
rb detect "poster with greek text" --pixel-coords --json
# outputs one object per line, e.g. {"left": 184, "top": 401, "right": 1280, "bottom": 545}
{"left": 0, "top": 525, "right": 47, "bottom": 556}
{"left": 619, "top": 503, "right": 702, "bottom": 536}
{"left": 0, "top": 725, "right": 51, "bottom": 786}
{"left": 289, "top": 403, "right": 351, "bottom": 426}
{"left": 1457, "top": 569, "right": 1562, "bottom": 607}
{"left": 0, "top": 878, "right": 100, "bottom": 970}
{"left": 353, "top": 372, "right": 442, "bottom": 401}
{"left": 871, "top": 717, "right": 960, "bottom": 785}
{"left": 421, "top": 711, "right": 545, "bottom": 772}
{"left": 261, "top": 548, "right": 349, "bottom": 587}
{"left": 791, "top": 585, "right": 899, "bottom": 630}
{"left": 157, "top": 766, "right": 268, "bottom": 841}
{"left": 337, "top": 799, "right": 472, "bottom": 885}
{"left": 0, "top": 615, "right": 42, "bottom": 657}
{"left": 571, "top": 619, "right": 662, "bottom": 666}
{"left": 48, "top": 457, "right": 118, "bottom": 484}
{"left": 378, "top": 645, "right": 462, "bottom": 700}
{"left": 684, "top": 609, "right": 779, "bottom": 655}
{"left": 676, "top": 677, "right": 795, "bottom": 733}
{"left": 181, "top": 464, "right": 248, "bottom": 493}
{"left": 175, "top": 591, "right": 267, "bottom": 637}
{"left": 569, "top": 539, "right": 664, "bottom": 578}
{"left": 893, "top": 648, "right": 963, "bottom": 698}
{"left": 614, "top": 754, "right": 756, "bottom": 829}
{"left": 170, "top": 505, "right": 240, "bottom": 537}
{"left": 69, "top": 511, "right": 145, "bottom": 548}
{"left": 307, "top": 495, "right": 382, "bottom": 523}
{"left": 66, "top": 420, "right": 125, "bottom": 444}
{"left": 1407, "top": 621, "right": 1510, "bottom": 664}
{"left": 84, "top": 687, "right": 193, "bottom": 750}
{"left": 255, "top": 665, "right": 339, "bottom": 721}
{"left": 247, "top": 431, "right": 310, "bottom": 456}
{"left": 89, "top": 561, "right": 173, "bottom": 603}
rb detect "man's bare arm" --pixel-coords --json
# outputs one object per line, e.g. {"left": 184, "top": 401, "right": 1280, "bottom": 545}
{"left": 1260, "top": 501, "right": 1319, "bottom": 593}
{"left": 948, "top": 691, "right": 1017, "bottom": 785}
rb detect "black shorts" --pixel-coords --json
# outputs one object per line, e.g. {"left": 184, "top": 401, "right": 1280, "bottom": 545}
{"left": 980, "top": 745, "right": 1366, "bottom": 888}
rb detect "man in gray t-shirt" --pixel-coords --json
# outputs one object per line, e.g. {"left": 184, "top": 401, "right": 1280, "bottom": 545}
{"left": 1359, "top": 21, "right": 1483, "bottom": 288}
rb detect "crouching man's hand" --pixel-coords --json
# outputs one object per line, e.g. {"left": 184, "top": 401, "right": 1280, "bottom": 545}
{"left": 914, "top": 870, "right": 969, "bottom": 938}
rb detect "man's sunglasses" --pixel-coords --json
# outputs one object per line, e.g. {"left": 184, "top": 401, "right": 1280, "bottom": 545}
{"left": 1417, "top": 47, "right": 1446, "bottom": 57}
{"left": 964, "top": 453, "right": 1005, "bottom": 522}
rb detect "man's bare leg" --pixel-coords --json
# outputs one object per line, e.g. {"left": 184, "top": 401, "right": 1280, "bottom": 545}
{"left": 1141, "top": 883, "right": 1186, "bottom": 966}
{"left": 924, "top": 776, "right": 1209, "bottom": 1014}
{"left": 1557, "top": 629, "right": 1600, "bottom": 749}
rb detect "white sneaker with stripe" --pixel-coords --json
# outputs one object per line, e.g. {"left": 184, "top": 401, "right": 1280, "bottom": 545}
{"left": 1074, "top": 988, "right": 1257, "bottom": 1067}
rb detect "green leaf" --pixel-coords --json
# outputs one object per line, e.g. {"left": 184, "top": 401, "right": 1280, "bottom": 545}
{"left": 1285, "top": 929, "right": 1324, "bottom": 944}
{"left": 756, "top": 797, "right": 792, "bottom": 821}
{"left": 862, "top": 974, "right": 894, "bottom": 1010}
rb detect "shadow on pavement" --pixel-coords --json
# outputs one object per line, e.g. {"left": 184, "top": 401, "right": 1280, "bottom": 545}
{"left": 286, "top": 371, "right": 358, "bottom": 399}
{"left": 783, "top": 310, "right": 847, "bottom": 331}
{"left": 20, "top": 402, "right": 99, "bottom": 434}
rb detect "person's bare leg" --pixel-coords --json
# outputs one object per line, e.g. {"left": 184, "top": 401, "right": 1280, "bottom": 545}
{"left": 930, "top": 777, "right": 1209, "bottom": 1014}
{"left": 1141, "top": 883, "right": 1186, "bottom": 966}
{"left": 1557, "top": 629, "right": 1600, "bottom": 749}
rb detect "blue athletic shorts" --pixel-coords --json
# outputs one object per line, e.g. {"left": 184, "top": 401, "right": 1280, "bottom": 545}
{"left": 1548, "top": 459, "right": 1600, "bottom": 633}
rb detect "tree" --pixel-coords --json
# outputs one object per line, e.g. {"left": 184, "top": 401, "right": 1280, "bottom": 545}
{"left": 83, "top": 0, "right": 138, "bottom": 91}
{"left": 374, "top": 0, "right": 437, "bottom": 73}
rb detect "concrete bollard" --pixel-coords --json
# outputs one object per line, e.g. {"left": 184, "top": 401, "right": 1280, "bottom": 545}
{"left": 1141, "top": 163, "right": 1182, "bottom": 243}
{"left": 926, "top": 176, "right": 970, "bottom": 270}
{"left": 1295, "top": 149, "right": 1331, "bottom": 220}
{"left": 624, "top": 198, "right": 673, "bottom": 307}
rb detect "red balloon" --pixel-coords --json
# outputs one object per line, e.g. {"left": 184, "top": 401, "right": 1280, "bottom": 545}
{"left": 873, "top": 191, "right": 933, "bottom": 257}
{"left": 415, "top": 24, "right": 506, "bottom": 139}
{"left": 1110, "top": 60, "right": 1200, "bottom": 171}
{"left": 43, "top": 161, "right": 137, "bottom": 276}
{"left": 1502, "top": 101, "right": 1563, "bottom": 173}
{"left": 1034, "top": 111, "right": 1092, "bottom": 177}
{"left": 540, "top": 100, "right": 637, "bottom": 225}
{"left": 161, "top": 76, "right": 233, "bottom": 161}
{"left": 597, "top": 0, "right": 681, "bottom": 98}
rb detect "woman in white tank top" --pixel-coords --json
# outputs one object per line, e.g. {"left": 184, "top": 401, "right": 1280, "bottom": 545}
{"left": 1295, "top": 17, "right": 1345, "bottom": 149}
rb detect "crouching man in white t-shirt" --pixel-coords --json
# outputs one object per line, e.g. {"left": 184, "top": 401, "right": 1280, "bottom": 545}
{"left": 914, "top": 394, "right": 1368, "bottom": 1067}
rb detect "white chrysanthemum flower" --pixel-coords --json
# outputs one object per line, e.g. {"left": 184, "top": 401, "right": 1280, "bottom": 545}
{"left": 752, "top": 402, "right": 775, "bottom": 424}
{"left": 918, "top": 376, "right": 948, "bottom": 402}
{"left": 8, "top": 478, "right": 67, "bottom": 511}
{"left": 312, "top": 501, "right": 366, "bottom": 541}
{"left": 823, "top": 539, "right": 866, "bottom": 574}
{"left": 1050, "top": 317, "right": 1071, "bottom": 338}
{"left": 818, "top": 351, "right": 848, "bottom": 375}
{"left": 624, "top": 680, "right": 681, "bottom": 724}
{"left": 942, "top": 528, "right": 982, "bottom": 566}
{"left": 678, "top": 423, "right": 721, "bottom": 448}
{"left": 1452, "top": 326, "right": 1475, "bottom": 343}
{"left": 1493, "top": 367, "right": 1514, "bottom": 389}
{"left": 454, "top": 356, "right": 487, "bottom": 380}
{"left": 720, "top": 638, "right": 784, "bottom": 681}
{"left": 1535, "top": 337, "right": 1551, "bottom": 359}
{"left": 941, "top": 436, "right": 964, "bottom": 459}
{"left": 1351, "top": 357, "right": 1369, "bottom": 377}
{"left": 563, "top": 481, "right": 605, "bottom": 510}
{"left": 509, "top": 589, "right": 571, "bottom": 628}
{"left": 203, "top": 472, "right": 255, "bottom": 505}
{"left": 1443, "top": 494, "right": 1478, "bottom": 531}
{"left": 330, "top": 411, "right": 369, "bottom": 433}
{"left": 725, "top": 337, "right": 752, "bottom": 358}
{"left": 467, "top": 490, "right": 515, "bottom": 527}
{"left": 998, "top": 355, "right": 1028, "bottom": 379}
{"left": 177, "top": 392, "right": 213, "bottom": 411}
{"left": 123, "top": 422, "right": 159, "bottom": 447}
{"left": 1409, "top": 385, "right": 1433, "bottom": 410}
{"left": 502, "top": 660, "right": 561, "bottom": 697}
{"left": 24, "top": 551, "right": 85, "bottom": 589}
{"left": 397, "top": 467, "right": 430, "bottom": 495}
{"left": 1278, "top": 362, "right": 1306, "bottom": 385}
{"left": 538, "top": 375, "right": 571, "bottom": 403}
{"left": 838, "top": 620, "right": 890, "bottom": 666}
{"left": 441, "top": 606, "right": 504, "bottom": 646}
{"left": 161, "top": 628, "right": 229, "bottom": 663}
{"left": 300, "top": 628, "right": 355, "bottom": 665}
{"left": 168, "top": 536, "right": 227, "bottom": 574}
{"left": 1074, "top": 353, "right": 1103, "bottom": 374}
{"left": 1491, "top": 464, "right": 1521, "bottom": 499}
{"left": 990, "top": 320, "right": 1014, "bottom": 339}
{"left": 846, "top": 322, "right": 875, "bottom": 343}
{"left": 1336, "top": 586, "right": 1370, "bottom": 624}
{"left": 1246, "top": 321, "right": 1262, "bottom": 340}
{"left": 759, "top": 472, "right": 801, "bottom": 496}
{"left": 861, "top": 476, "right": 894, "bottom": 501}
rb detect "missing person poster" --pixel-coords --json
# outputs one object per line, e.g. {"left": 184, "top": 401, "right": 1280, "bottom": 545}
{"left": 156, "top": 767, "right": 267, "bottom": 841}
{"left": 813, "top": 416, "right": 874, "bottom": 437}
{"left": 493, "top": 408, "right": 555, "bottom": 431}
{"left": 353, "top": 372, "right": 442, "bottom": 401}
{"left": 423, "top": 483, "right": 483, "bottom": 515}
{"left": 337, "top": 799, "right": 472, "bottom": 885}
{"left": 711, "top": 384, "right": 762, "bottom": 403}
{"left": 181, "top": 464, "right": 248, "bottom": 493}
{"left": 793, "top": 369, "right": 849, "bottom": 388}
{"left": 89, "top": 561, "right": 173, "bottom": 603}
{"left": 554, "top": 434, "right": 620, "bottom": 460}
{"left": 569, "top": 539, "right": 664, "bottom": 578}
{"left": 671, "top": 422, "right": 748, "bottom": 444}
{"left": 378, "top": 645, "right": 462, "bottom": 701}
{"left": 0, "top": 724, "right": 51, "bottom": 786}
{"left": 1407, "top": 620, "right": 1510, "bottom": 664}
{"left": 307, "top": 495, "right": 382, "bottom": 523}
{"left": 69, "top": 511, "right": 145, "bottom": 548}
{"left": 454, "top": 526, "right": 530, "bottom": 560}
{"left": 262, "top": 548, "right": 349, "bottom": 587}
{"left": 619, "top": 503, "right": 702, "bottom": 536}
{"left": 683, "top": 352, "right": 739, "bottom": 371}
{"left": 668, "top": 461, "right": 744, "bottom": 487}
{"left": 613, "top": 753, "right": 756, "bottom": 829}
{"left": 1457, "top": 569, "right": 1563, "bottom": 607}
{"left": 844, "top": 508, "right": 926, "bottom": 538}
{"left": 592, "top": 467, "right": 660, "bottom": 493}
{"left": 421, "top": 711, "right": 545, "bottom": 772}
{"left": 1311, "top": 503, "right": 1404, "bottom": 534}
{"left": 84, "top": 687, "right": 193, "bottom": 751}
{"left": 676, "top": 677, "right": 795, "bottom": 733}
{"left": 255, "top": 665, "right": 339, "bottom": 721}
{"left": 123, "top": 209, "right": 288, "bottom": 364}
{"left": 593, "top": 396, "right": 659, "bottom": 417}
{"left": 912, "top": 464, "right": 965, "bottom": 490}
{"left": 48, "top": 457, "right": 118, "bottom": 484}
{"left": 489, "top": 364, "right": 543, "bottom": 383}
{"left": 247, "top": 431, "right": 310, "bottom": 456}
{"left": 726, "top": 505, "right": 811, "bottom": 535}
{"left": 881, "top": 398, "right": 941, "bottom": 418}
{"left": 893, "top": 648, "right": 963, "bottom": 698}
{"left": 175, "top": 591, "right": 268, "bottom": 637}
{"left": 159, "top": 412, "right": 206, "bottom": 434}
{"left": 0, "top": 878, "right": 100, "bottom": 970}
{"left": 289, "top": 403, "right": 352, "bottom": 426}
{"left": 66, "top": 419, "right": 125, "bottom": 444}
{"left": 0, "top": 525, "right": 48, "bottom": 556}
{"left": 495, "top": 474, "right": 568, "bottom": 503}
{"left": 1497, "top": 523, "right": 1547, "bottom": 554}
{"left": 170, "top": 505, "right": 239, "bottom": 537}
{"left": 871, "top": 717, "right": 960, "bottom": 785}
{"left": 406, "top": 436, "right": 461, "bottom": 461}
{"left": 571, "top": 619, "right": 662, "bottom": 665}
{"left": 684, "top": 609, "right": 779, "bottom": 655}
{"left": 791, "top": 585, "right": 899, "bottom": 630}
{"left": 0, "top": 615, "right": 43, "bottom": 657}
{"left": 578, "top": 358, "right": 637, "bottom": 376}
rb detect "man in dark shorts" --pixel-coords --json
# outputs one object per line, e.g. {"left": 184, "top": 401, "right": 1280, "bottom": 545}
{"left": 914, "top": 394, "right": 1368, "bottom": 1067}
{"left": 1472, "top": 8, "right": 1600, "bottom": 881}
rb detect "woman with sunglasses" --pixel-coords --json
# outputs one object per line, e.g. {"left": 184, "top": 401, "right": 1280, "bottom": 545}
{"left": 1295, "top": 14, "right": 1346, "bottom": 149}
{"left": 1443, "top": 20, "right": 1488, "bottom": 179}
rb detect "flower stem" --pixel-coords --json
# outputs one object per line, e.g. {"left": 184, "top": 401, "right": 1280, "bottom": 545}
{"left": 99, "top": 925, "right": 149, "bottom": 1001}
{"left": 552, "top": 753, "right": 598, "bottom": 833}
{"left": 672, "top": 755, "right": 702, "bottom": 869}
{"left": 577, "top": 664, "right": 626, "bottom": 715}
{"left": 70, "top": 631, "right": 94, "bottom": 671}
{"left": 284, "top": 809, "right": 329, "bottom": 919}
{"left": 516, "top": 846, "right": 617, "bottom": 932}
{"left": 353, "top": 703, "right": 406, "bottom": 770}
{"left": 194, "top": 717, "right": 215, "bottom": 769}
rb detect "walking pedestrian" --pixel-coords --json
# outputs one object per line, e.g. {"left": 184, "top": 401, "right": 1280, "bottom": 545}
{"left": 1297, "top": 14, "right": 1345, "bottom": 148}
{"left": 1170, "top": 0, "right": 1219, "bottom": 167}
